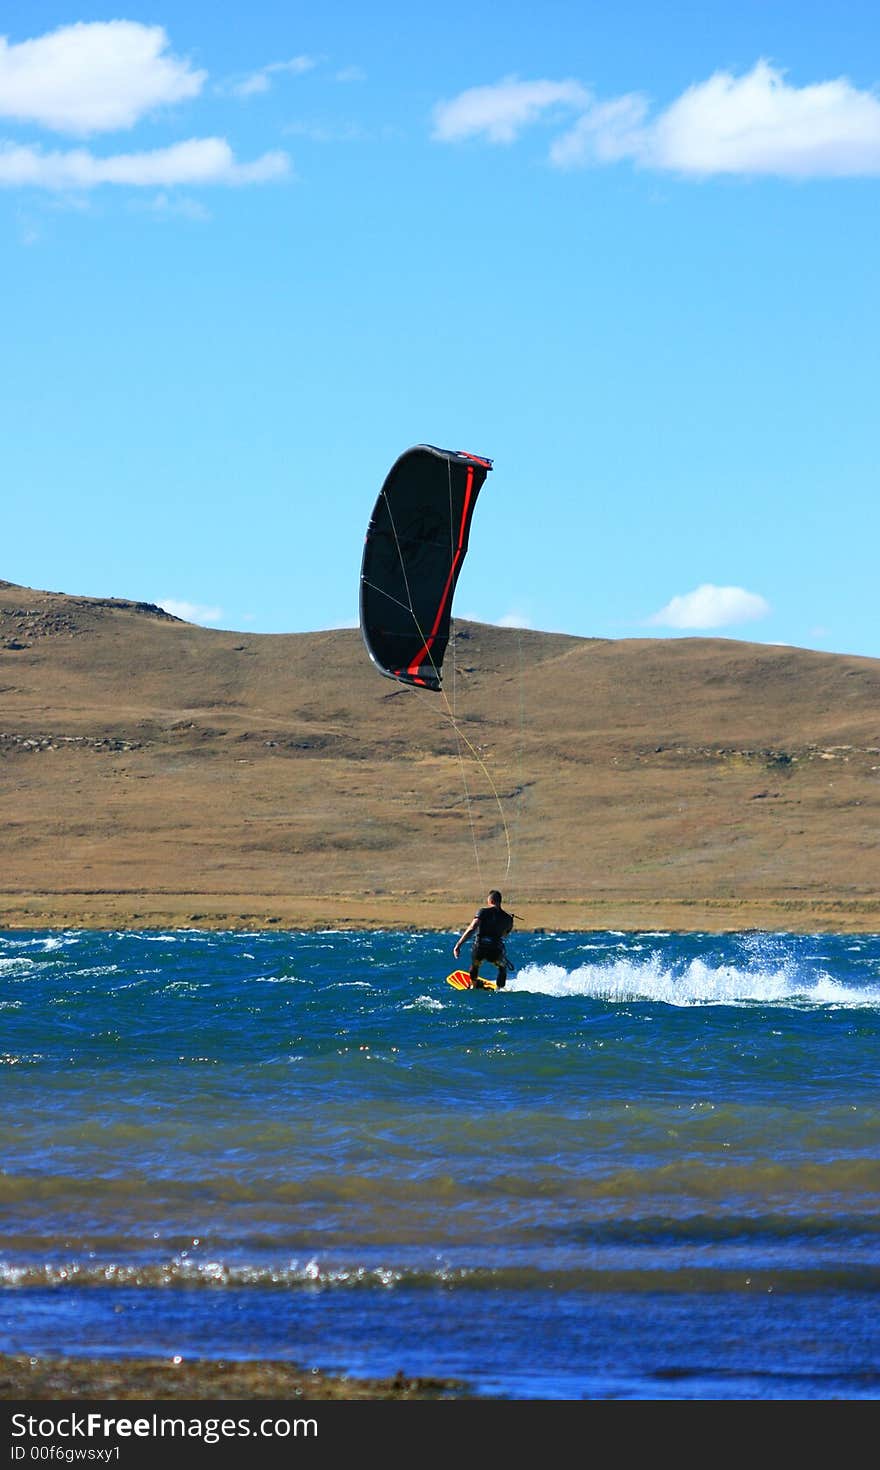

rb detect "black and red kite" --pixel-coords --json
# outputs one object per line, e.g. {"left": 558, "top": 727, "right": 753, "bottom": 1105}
{"left": 359, "top": 444, "right": 492, "bottom": 691}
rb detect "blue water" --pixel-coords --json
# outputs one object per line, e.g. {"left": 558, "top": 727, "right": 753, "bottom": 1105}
{"left": 2, "top": 927, "right": 880, "bottom": 1400}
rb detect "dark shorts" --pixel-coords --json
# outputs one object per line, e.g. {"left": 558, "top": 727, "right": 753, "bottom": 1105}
{"left": 473, "top": 938, "right": 506, "bottom": 965}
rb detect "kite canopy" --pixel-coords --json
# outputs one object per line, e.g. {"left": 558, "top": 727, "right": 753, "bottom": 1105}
{"left": 359, "top": 444, "right": 492, "bottom": 691}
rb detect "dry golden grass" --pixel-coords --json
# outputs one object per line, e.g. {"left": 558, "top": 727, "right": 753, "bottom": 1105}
{"left": 1, "top": 577, "right": 878, "bottom": 931}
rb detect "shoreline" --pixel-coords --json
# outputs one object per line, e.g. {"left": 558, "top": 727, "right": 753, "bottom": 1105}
{"left": 0, "top": 1351, "right": 470, "bottom": 1401}
{"left": 0, "top": 892, "right": 877, "bottom": 934}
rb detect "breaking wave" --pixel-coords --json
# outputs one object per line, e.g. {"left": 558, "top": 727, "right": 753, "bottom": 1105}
{"left": 509, "top": 954, "right": 880, "bottom": 1008}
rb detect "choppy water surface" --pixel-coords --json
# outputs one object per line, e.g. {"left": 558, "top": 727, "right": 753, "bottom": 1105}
{"left": 2, "top": 927, "right": 880, "bottom": 1399}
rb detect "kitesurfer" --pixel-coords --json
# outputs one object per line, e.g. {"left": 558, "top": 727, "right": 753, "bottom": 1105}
{"left": 453, "top": 890, "right": 514, "bottom": 989}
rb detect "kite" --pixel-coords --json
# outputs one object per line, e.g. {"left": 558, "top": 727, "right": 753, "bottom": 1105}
{"left": 359, "top": 444, "right": 492, "bottom": 690}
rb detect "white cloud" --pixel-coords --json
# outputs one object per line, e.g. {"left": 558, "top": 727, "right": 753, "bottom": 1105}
{"left": 230, "top": 55, "right": 316, "bottom": 99}
{"left": 335, "top": 66, "right": 366, "bottom": 84}
{"left": 432, "top": 75, "right": 590, "bottom": 144}
{"left": 0, "top": 21, "right": 204, "bottom": 135}
{"left": 0, "top": 137, "right": 291, "bottom": 189}
{"left": 139, "top": 191, "right": 211, "bottom": 221}
{"left": 649, "top": 584, "right": 771, "bottom": 630}
{"left": 232, "top": 74, "right": 271, "bottom": 101}
{"left": 438, "top": 60, "right": 880, "bottom": 178}
{"left": 457, "top": 608, "right": 533, "bottom": 629}
{"left": 158, "top": 598, "right": 223, "bottom": 626}
{"left": 646, "top": 60, "right": 880, "bottom": 177}
{"left": 495, "top": 610, "right": 533, "bottom": 629}
{"left": 283, "top": 118, "right": 367, "bottom": 143}
{"left": 549, "top": 94, "right": 649, "bottom": 167}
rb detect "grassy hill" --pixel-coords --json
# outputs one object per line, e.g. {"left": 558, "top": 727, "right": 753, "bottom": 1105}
{"left": 1, "top": 577, "right": 878, "bottom": 931}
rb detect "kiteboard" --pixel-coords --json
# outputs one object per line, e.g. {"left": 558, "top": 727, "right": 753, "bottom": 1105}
{"left": 446, "top": 969, "right": 498, "bottom": 992}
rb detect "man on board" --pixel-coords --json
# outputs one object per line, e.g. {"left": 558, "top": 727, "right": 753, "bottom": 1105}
{"left": 453, "top": 890, "right": 514, "bottom": 989}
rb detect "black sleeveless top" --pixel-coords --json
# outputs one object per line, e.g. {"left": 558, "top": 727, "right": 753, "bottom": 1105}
{"left": 475, "top": 905, "right": 513, "bottom": 942}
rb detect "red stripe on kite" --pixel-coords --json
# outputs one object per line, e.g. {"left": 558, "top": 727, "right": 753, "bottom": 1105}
{"left": 406, "top": 465, "right": 474, "bottom": 680}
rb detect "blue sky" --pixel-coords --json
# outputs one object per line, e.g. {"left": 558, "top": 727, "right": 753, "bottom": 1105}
{"left": 2, "top": 2, "right": 878, "bottom": 657}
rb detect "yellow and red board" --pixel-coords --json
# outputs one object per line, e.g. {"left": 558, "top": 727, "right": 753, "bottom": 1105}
{"left": 446, "top": 969, "right": 498, "bottom": 992}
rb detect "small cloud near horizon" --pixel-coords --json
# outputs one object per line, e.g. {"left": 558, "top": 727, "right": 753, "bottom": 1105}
{"left": 457, "top": 609, "right": 533, "bottom": 629}
{"left": 648, "top": 583, "right": 771, "bottom": 630}
{"left": 158, "top": 597, "right": 223, "bottom": 626}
